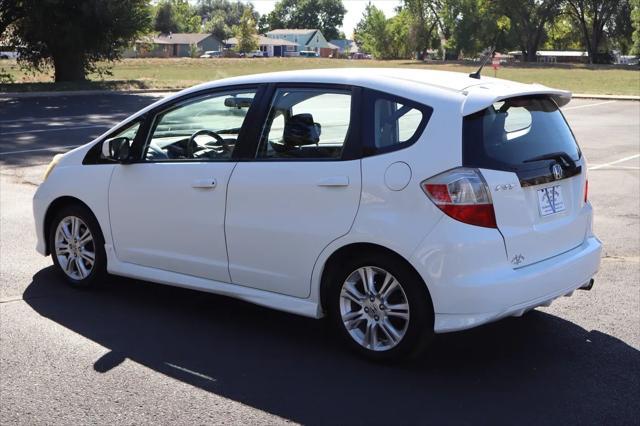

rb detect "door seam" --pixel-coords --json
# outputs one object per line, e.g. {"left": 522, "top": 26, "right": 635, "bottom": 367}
{"left": 224, "top": 162, "right": 239, "bottom": 283}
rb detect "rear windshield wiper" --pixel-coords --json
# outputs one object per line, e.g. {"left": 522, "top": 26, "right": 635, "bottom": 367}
{"left": 523, "top": 151, "right": 578, "bottom": 170}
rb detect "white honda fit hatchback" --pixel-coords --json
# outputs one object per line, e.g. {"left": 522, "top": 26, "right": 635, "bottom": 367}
{"left": 34, "top": 69, "right": 602, "bottom": 360}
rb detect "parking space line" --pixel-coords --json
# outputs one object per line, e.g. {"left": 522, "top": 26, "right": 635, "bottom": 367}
{"left": 563, "top": 100, "right": 616, "bottom": 110}
{"left": 0, "top": 144, "right": 80, "bottom": 155}
{"left": 165, "top": 363, "right": 216, "bottom": 381}
{"left": 1, "top": 124, "right": 108, "bottom": 136}
{"left": 589, "top": 153, "right": 640, "bottom": 170}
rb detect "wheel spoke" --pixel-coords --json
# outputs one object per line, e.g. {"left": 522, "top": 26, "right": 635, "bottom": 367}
{"left": 358, "top": 267, "right": 376, "bottom": 295}
{"left": 79, "top": 250, "right": 95, "bottom": 262}
{"left": 344, "top": 315, "right": 366, "bottom": 331}
{"left": 64, "top": 257, "right": 75, "bottom": 274}
{"left": 55, "top": 242, "right": 70, "bottom": 254}
{"left": 380, "top": 319, "right": 400, "bottom": 345}
{"left": 341, "top": 282, "right": 365, "bottom": 306}
{"left": 61, "top": 221, "right": 73, "bottom": 241}
{"left": 78, "top": 229, "right": 92, "bottom": 246}
{"left": 71, "top": 217, "right": 80, "bottom": 239}
{"left": 363, "top": 321, "right": 373, "bottom": 349}
{"left": 76, "top": 258, "right": 89, "bottom": 278}
{"left": 380, "top": 279, "right": 399, "bottom": 301}
{"left": 386, "top": 303, "right": 410, "bottom": 320}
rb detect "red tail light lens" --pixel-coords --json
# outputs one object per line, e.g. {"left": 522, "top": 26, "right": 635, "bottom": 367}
{"left": 422, "top": 168, "right": 497, "bottom": 228}
{"left": 584, "top": 179, "right": 589, "bottom": 203}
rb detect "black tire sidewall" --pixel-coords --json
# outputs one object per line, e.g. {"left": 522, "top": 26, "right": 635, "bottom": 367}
{"left": 48, "top": 204, "right": 107, "bottom": 288}
{"left": 326, "top": 252, "right": 434, "bottom": 361}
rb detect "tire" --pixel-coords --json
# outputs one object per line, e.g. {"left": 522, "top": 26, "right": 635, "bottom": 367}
{"left": 48, "top": 203, "right": 107, "bottom": 288}
{"left": 326, "top": 252, "right": 434, "bottom": 361}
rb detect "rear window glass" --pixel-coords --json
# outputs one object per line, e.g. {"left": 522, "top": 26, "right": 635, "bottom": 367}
{"left": 463, "top": 96, "right": 580, "bottom": 170}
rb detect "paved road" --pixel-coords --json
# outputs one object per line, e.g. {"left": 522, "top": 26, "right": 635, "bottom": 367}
{"left": 1, "top": 94, "right": 638, "bottom": 425}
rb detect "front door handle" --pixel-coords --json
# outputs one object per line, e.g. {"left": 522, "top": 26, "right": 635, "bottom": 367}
{"left": 316, "top": 176, "right": 350, "bottom": 187}
{"left": 191, "top": 178, "right": 217, "bottom": 189}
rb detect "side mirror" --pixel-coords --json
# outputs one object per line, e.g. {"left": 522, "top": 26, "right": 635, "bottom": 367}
{"left": 101, "top": 137, "right": 132, "bottom": 163}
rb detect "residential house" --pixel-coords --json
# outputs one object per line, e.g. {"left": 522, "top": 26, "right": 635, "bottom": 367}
{"left": 225, "top": 35, "right": 299, "bottom": 57}
{"left": 265, "top": 29, "right": 337, "bottom": 57}
{"left": 329, "top": 39, "right": 359, "bottom": 57}
{"left": 131, "top": 33, "right": 223, "bottom": 58}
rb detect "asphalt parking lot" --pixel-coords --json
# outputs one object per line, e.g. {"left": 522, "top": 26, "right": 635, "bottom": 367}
{"left": 1, "top": 93, "right": 638, "bottom": 425}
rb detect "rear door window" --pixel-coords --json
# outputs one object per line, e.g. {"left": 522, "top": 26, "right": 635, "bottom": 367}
{"left": 463, "top": 96, "right": 581, "bottom": 171}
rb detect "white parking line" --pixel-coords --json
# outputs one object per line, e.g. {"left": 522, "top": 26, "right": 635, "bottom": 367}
{"left": 563, "top": 100, "right": 616, "bottom": 110}
{"left": 589, "top": 153, "right": 640, "bottom": 170}
{"left": 165, "top": 362, "right": 216, "bottom": 381}
{"left": 0, "top": 144, "right": 80, "bottom": 155}
{"left": 1, "top": 124, "right": 108, "bottom": 136}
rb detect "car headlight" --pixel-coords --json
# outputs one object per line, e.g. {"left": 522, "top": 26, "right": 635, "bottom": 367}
{"left": 42, "top": 153, "right": 64, "bottom": 181}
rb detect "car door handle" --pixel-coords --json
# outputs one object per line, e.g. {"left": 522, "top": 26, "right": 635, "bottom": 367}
{"left": 316, "top": 176, "right": 350, "bottom": 187}
{"left": 191, "top": 178, "right": 217, "bottom": 189}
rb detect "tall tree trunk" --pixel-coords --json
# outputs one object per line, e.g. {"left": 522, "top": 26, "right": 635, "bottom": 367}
{"left": 52, "top": 50, "right": 86, "bottom": 82}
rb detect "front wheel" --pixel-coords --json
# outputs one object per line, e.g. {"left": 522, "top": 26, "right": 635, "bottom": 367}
{"left": 48, "top": 204, "right": 107, "bottom": 288}
{"left": 326, "top": 253, "right": 434, "bottom": 361}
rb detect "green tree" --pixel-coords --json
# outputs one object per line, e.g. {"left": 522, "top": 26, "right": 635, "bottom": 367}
{"left": 497, "top": 0, "right": 561, "bottom": 62}
{"left": 566, "top": 0, "right": 624, "bottom": 63}
{"left": 633, "top": 0, "right": 640, "bottom": 54}
{"left": 265, "top": 0, "right": 346, "bottom": 40}
{"left": 440, "top": 0, "right": 511, "bottom": 58}
{"left": 544, "top": 15, "right": 583, "bottom": 51}
{"left": 234, "top": 8, "right": 258, "bottom": 52}
{"left": 6, "top": 0, "right": 151, "bottom": 82}
{"left": 609, "top": 0, "right": 633, "bottom": 54}
{"left": 154, "top": 0, "right": 201, "bottom": 34}
{"left": 354, "top": 4, "right": 386, "bottom": 57}
{"left": 196, "top": 0, "right": 258, "bottom": 41}
{"left": 403, "top": 0, "right": 445, "bottom": 59}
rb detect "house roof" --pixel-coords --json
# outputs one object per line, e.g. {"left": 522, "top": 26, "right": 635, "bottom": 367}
{"left": 226, "top": 35, "right": 298, "bottom": 47}
{"left": 329, "top": 39, "right": 358, "bottom": 52}
{"left": 266, "top": 29, "right": 317, "bottom": 36}
{"left": 140, "top": 33, "right": 215, "bottom": 45}
{"left": 509, "top": 50, "right": 588, "bottom": 57}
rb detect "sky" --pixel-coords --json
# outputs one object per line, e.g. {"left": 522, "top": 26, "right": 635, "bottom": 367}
{"left": 246, "top": 0, "right": 402, "bottom": 39}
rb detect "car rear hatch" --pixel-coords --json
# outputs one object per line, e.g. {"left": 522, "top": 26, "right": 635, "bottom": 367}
{"left": 462, "top": 95, "right": 589, "bottom": 268}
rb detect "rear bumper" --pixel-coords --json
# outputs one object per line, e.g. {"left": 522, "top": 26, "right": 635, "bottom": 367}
{"left": 410, "top": 216, "right": 602, "bottom": 333}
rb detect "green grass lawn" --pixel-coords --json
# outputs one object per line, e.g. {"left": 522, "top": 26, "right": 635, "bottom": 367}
{"left": 2, "top": 57, "right": 639, "bottom": 96}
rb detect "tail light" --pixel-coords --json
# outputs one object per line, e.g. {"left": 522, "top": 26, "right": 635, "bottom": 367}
{"left": 421, "top": 168, "right": 497, "bottom": 228}
{"left": 584, "top": 179, "right": 589, "bottom": 203}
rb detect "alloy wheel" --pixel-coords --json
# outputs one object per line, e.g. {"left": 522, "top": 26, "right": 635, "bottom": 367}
{"left": 54, "top": 216, "right": 95, "bottom": 280}
{"left": 339, "top": 266, "right": 410, "bottom": 351}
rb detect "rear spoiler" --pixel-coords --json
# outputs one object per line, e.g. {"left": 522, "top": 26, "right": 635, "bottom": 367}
{"left": 461, "top": 82, "right": 572, "bottom": 116}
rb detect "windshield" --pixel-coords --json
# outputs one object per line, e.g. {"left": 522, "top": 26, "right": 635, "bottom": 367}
{"left": 463, "top": 96, "right": 580, "bottom": 170}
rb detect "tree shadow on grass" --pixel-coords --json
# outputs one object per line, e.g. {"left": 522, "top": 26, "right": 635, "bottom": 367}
{"left": 24, "top": 266, "right": 640, "bottom": 425}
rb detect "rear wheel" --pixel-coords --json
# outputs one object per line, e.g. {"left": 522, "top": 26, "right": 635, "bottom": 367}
{"left": 327, "top": 252, "right": 434, "bottom": 361}
{"left": 48, "top": 204, "right": 106, "bottom": 288}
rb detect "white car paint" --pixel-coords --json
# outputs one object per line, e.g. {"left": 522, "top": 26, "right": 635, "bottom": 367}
{"left": 33, "top": 68, "right": 601, "bottom": 333}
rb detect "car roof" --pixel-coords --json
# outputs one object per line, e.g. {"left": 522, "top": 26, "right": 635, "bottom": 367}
{"left": 129, "top": 68, "right": 571, "bottom": 126}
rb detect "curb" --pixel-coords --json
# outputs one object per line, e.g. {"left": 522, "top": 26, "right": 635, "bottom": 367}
{"left": 0, "top": 88, "right": 181, "bottom": 99}
{"left": 572, "top": 94, "right": 640, "bottom": 101}
{"left": 1, "top": 89, "right": 638, "bottom": 101}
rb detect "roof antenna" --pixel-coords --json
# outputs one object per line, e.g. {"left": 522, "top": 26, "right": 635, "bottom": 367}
{"left": 469, "top": 49, "right": 494, "bottom": 79}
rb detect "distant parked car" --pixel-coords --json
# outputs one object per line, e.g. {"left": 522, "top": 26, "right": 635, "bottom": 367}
{"left": 247, "top": 50, "right": 265, "bottom": 58}
{"left": 0, "top": 50, "right": 18, "bottom": 59}
{"left": 200, "top": 50, "right": 222, "bottom": 59}
{"left": 300, "top": 50, "right": 319, "bottom": 58}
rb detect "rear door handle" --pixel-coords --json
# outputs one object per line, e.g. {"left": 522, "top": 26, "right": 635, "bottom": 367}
{"left": 191, "top": 178, "right": 217, "bottom": 189}
{"left": 316, "top": 176, "right": 350, "bottom": 187}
